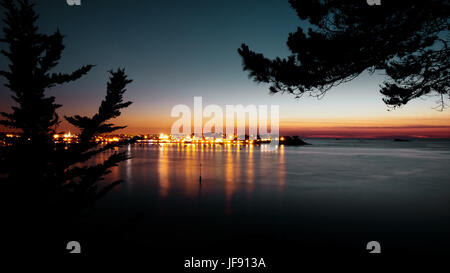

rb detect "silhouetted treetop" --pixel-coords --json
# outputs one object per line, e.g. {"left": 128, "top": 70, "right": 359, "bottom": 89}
{"left": 238, "top": 0, "right": 449, "bottom": 110}
{"left": 0, "top": 0, "right": 134, "bottom": 227}
{"left": 66, "top": 69, "right": 133, "bottom": 142}
{"left": 0, "top": 0, "right": 93, "bottom": 139}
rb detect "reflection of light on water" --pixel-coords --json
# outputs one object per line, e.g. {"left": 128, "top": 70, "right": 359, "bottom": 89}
{"left": 184, "top": 145, "right": 196, "bottom": 197}
{"left": 235, "top": 147, "right": 241, "bottom": 182}
{"left": 126, "top": 144, "right": 132, "bottom": 192}
{"left": 225, "top": 146, "right": 237, "bottom": 215}
{"left": 246, "top": 145, "right": 255, "bottom": 194}
{"left": 120, "top": 144, "right": 287, "bottom": 210}
{"left": 111, "top": 165, "right": 119, "bottom": 181}
{"left": 158, "top": 145, "right": 170, "bottom": 198}
{"left": 279, "top": 145, "right": 286, "bottom": 189}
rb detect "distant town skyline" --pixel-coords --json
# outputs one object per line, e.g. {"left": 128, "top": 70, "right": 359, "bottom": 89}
{"left": 1, "top": 0, "right": 449, "bottom": 138}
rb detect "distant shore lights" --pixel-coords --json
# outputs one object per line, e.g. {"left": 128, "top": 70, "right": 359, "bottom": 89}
{"left": 170, "top": 97, "right": 279, "bottom": 150}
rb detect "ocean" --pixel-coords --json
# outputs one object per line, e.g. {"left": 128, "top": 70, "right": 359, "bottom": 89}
{"left": 81, "top": 139, "right": 450, "bottom": 257}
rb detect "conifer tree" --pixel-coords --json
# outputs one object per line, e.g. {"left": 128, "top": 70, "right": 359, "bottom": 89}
{"left": 238, "top": 0, "right": 449, "bottom": 110}
{"left": 0, "top": 0, "right": 133, "bottom": 245}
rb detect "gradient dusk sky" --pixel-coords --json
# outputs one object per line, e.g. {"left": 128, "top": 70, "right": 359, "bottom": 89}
{"left": 1, "top": 0, "right": 449, "bottom": 138}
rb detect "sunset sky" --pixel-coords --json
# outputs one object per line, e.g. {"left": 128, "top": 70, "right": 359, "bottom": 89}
{"left": 0, "top": 0, "right": 449, "bottom": 138}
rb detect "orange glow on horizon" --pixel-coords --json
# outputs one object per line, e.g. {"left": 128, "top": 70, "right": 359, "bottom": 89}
{"left": 280, "top": 116, "right": 450, "bottom": 138}
{"left": 4, "top": 114, "right": 448, "bottom": 139}
{"left": 115, "top": 115, "right": 450, "bottom": 138}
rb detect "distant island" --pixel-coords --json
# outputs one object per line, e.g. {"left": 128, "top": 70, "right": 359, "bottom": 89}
{"left": 394, "top": 138, "right": 412, "bottom": 142}
{"left": 279, "top": 136, "right": 310, "bottom": 146}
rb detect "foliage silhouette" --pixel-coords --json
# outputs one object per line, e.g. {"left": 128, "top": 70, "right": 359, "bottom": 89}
{"left": 238, "top": 0, "right": 450, "bottom": 110}
{"left": 0, "top": 0, "right": 133, "bottom": 250}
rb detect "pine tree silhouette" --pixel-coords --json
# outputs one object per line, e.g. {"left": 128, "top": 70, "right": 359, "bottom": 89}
{"left": 238, "top": 0, "right": 449, "bottom": 110}
{"left": 0, "top": 0, "right": 133, "bottom": 252}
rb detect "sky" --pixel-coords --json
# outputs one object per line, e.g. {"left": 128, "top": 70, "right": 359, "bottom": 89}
{"left": 0, "top": 0, "right": 449, "bottom": 138}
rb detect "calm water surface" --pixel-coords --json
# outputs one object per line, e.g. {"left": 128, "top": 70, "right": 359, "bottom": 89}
{"left": 85, "top": 139, "right": 450, "bottom": 254}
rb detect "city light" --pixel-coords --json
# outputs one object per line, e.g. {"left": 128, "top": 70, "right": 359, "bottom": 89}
{"left": 135, "top": 133, "right": 280, "bottom": 146}
{"left": 1, "top": 132, "right": 287, "bottom": 146}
